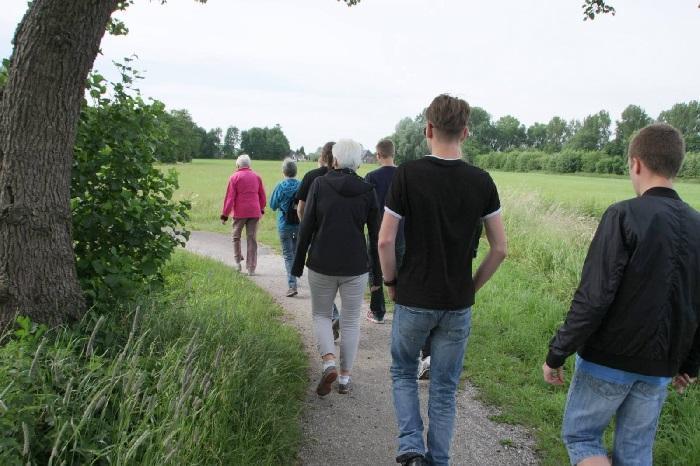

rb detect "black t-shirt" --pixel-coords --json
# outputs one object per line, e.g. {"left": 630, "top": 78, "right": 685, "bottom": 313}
{"left": 296, "top": 166, "right": 330, "bottom": 202}
{"left": 385, "top": 156, "right": 501, "bottom": 310}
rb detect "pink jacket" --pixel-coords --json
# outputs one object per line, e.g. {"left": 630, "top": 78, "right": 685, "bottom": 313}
{"left": 221, "top": 167, "right": 267, "bottom": 219}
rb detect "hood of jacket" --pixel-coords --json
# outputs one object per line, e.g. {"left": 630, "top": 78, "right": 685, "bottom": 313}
{"left": 323, "top": 169, "right": 373, "bottom": 197}
{"left": 278, "top": 178, "right": 300, "bottom": 199}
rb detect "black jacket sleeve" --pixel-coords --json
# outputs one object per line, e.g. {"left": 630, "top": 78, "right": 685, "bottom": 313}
{"left": 546, "top": 207, "right": 632, "bottom": 368}
{"left": 366, "top": 189, "right": 381, "bottom": 287}
{"left": 679, "top": 326, "right": 700, "bottom": 378}
{"left": 291, "top": 179, "right": 319, "bottom": 277}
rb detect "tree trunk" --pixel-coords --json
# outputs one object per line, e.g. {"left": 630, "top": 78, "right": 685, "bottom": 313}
{"left": 0, "top": 0, "right": 119, "bottom": 326}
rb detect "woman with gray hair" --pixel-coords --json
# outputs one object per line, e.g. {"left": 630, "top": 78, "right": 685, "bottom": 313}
{"left": 221, "top": 154, "right": 267, "bottom": 275}
{"left": 270, "top": 158, "right": 301, "bottom": 296}
{"left": 292, "top": 139, "right": 381, "bottom": 395}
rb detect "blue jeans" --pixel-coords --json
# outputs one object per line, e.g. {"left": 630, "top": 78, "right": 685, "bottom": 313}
{"left": 279, "top": 228, "right": 298, "bottom": 288}
{"left": 390, "top": 304, "right": 472, "bottom": 466}
{"left": 562, "top": 366, "right": 669, "bottom": 465}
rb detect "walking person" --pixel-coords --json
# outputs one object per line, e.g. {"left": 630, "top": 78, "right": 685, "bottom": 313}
{"left": 543, "top": 123, "right": 700, "bottom": 466}
{"left": 364, "top": 138, "right": 404, "bottom": 324}
{"left": 292, "top": 139, "right": 381, "bottom": 396}
{"left": 220, "top": 154, "right": 266, "bottom": 275}
{"left": 270, "top": 158, "right": 301, "bottom": 297}
{"left": 379, "top": 94, "right": 507, "bottom": 466}
{"left": 297, "top": 141, "right": 341, "bottom": 336}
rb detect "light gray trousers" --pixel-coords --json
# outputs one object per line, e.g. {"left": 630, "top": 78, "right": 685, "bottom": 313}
{"left": 307, "top": 269, "right": 368, "bottom": 373}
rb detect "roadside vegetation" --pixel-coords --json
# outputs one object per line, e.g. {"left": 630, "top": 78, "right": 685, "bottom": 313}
{"left": 0, "top": 252, "right": 306, "bottom": 465}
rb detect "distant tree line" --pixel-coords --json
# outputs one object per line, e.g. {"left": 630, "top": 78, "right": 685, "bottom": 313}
{"left": 154, "top": 110, "right": 292, "bottom": 163}
{"left": 389, "top": 101, "right": 700, "bottom": 178}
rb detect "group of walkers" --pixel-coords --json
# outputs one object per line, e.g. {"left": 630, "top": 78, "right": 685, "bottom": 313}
{"left": 220, "top": 94, "right": 699, "bottom": 466}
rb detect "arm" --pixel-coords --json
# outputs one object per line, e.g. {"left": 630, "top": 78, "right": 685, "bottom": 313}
{"left": 545, "top": 207, "right": 631, "bottom": 372}
{"left": 221, "top": 177, "right": 235, "bottom": 222}
{"left": 473, "top": 213, "right": 507, "bottom": 292}
{"left": 366, "top": 191, "right": 381, "bottom": 287}
{"left": 258, "top": 175, "right": 267, "bottom": 212}
{"left": 269, "top": 184, "right": 281, "bottom": 211}
{"left": 378, "top": 212, "right": 400, "bottom": 299}
{"left": 297, "top": 200, "right": 306, "bottom": 220}
{"left": 291, "top": 181, "right": 319, "bottom": 277}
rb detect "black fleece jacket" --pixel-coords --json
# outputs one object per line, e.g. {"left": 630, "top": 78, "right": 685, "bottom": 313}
{"left": 292, "top": 168, "right": 381, "bottom": 285}
{"left": 547, "top": 187, "right": 700, "bottom": 377}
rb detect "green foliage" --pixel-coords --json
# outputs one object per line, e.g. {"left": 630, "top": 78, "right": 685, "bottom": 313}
{"left": 611, "top": 104, "right": 652, "bottom": 156}
{"left": 72, "top": 66, "right": 190, "bottom": 304}
{"left": 240, "top": 125, "right": 291, "bottom": 160}
{"left": 222, "top": 126, "right": 241, "bottom": 158}
{"left": 156, "top": 109, "right": 205, "bottom": 163}
{"left": 0, "top": 251, "right": 307, "bottom": 465}
{"left": 679, "top": 153, "right": 700, "bottom": 178}
{"left": 567, "top": 110, "right": 611, "bottom": 151}
{"left": 0, "top": 57, "right": 9, "bottom": 88}
{"left": 582, "top": 0, "right": 616, "bottom": 20}
{"left": 658, "top": 101, "right": 700, "bottom": 152}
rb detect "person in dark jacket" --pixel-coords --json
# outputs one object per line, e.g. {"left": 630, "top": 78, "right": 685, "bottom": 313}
{"left": 543, "top": 123, "right": 700, "bottom": 466}
{"left": 292, "top": 138, "right": 381, "bottom": 396}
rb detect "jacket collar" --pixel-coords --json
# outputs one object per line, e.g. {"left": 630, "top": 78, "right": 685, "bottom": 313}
{"left": 642, "top": 186, "right": 681, "bottom": 201}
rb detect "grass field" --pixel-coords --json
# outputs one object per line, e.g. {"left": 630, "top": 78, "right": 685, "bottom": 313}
{"left": 165, "top": 159, "right": 700, "bottom": 465}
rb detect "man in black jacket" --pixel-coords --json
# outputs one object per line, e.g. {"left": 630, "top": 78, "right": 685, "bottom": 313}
{"left": 543, "top": 123, "right": 700, "bottom": 466}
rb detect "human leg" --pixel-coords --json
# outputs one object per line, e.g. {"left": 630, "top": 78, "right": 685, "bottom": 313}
{"left": 391, "top": 304, "right": 437, "bottom": 461}
{"left": 231, "top": 218, "right": 246, "bottom": 268}
{"left": 336, "top": 273, "right": 368, "bottom": 375}
{"left": 611, "top": 380, "right": 668, "bottom": 466}
{"left": 562, "top": 369, "right": 630, "bottom": 465}
{"left": 424, "top": 308, "right": 471, "bottom": 466}
{"left": 307, "top": 269, "right": 341, "bottom": 396}
{"left": 279, "top": 228, "right": 298, "bottom": 290}
{"left": 244, "top": 217, "right": 259, "bottom": 273}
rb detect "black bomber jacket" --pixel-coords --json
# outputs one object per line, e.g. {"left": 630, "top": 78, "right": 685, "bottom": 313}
{"left": 547, "top": 187, "right": 700, "bottom": 377}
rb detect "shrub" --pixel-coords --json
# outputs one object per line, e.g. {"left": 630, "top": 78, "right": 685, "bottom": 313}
{"left": 502, "top": 151, "right": 519, "bottom": 171}
{"left": 72, "top": 68, "right": 190, "bottom": 304}
{"left": 679, "top": 153, "right": 700, "bottom": 178}
{"left": 580, "top": 151, "right": 603, "bottom": 173}
{"left": 554, "top": 151, "right": 583, "bottom": 173}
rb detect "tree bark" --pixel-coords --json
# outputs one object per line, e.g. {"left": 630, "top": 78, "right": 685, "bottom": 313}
{"left": 0, "top": 0, "right": 119, "bottom": 326}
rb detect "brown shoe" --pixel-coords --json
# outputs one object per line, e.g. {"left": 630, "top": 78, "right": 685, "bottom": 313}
{"left": 316, "top": 365, "right": 337, "bottom": 396}
{"left": 286, "top": 288, "right": 298, "bottom": 297}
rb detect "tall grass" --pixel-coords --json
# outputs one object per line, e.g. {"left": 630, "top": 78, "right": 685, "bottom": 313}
{"left": 0, "top": 251, "right": 306, "bottom": 465}
{"left": 466, "top": 191, "right": 700, "bottom": 465}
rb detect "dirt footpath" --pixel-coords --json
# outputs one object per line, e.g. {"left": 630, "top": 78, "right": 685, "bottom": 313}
{"left": 186, "top": 231, "right": 539, "bottom": 466}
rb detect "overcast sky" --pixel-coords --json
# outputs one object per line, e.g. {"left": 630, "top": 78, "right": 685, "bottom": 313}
{"left": 1, "top": 0, "right": 698, "bottom": 151}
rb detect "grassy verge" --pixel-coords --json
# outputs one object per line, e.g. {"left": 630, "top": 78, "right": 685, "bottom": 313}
{"left": 465, "top": 192, "right": 700, "bottom": 465}
{"left": 0, "top": 251, "right": 306, "bottom": 465}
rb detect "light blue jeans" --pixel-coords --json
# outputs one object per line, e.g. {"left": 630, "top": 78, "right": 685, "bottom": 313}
{"left": 279, "top": 228, "right": 298, "bottom": 289}
{"left": 562, "top": 366, "right": 669, "bottom": 465}
{"left": 390, "top": 304, "right": 472, "bottom": 466}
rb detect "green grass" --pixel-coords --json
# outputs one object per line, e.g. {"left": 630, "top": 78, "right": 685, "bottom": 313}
{"left": 0, "top": 251, "right": 306, "bottom": 465}
{"left": 166, "top": 159, "right": 700, "bottom": 465}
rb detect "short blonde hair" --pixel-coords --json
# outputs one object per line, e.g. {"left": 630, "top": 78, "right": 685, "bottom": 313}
{"left": 332, "top": 139, "right": 363, "bottom": 170}
{"left": 236, "top": 153, "right": 251, "bottom": 168}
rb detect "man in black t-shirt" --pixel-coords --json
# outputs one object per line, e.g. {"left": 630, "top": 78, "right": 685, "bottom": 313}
{"left": 296, "top": 141, "right": 340, "bottom": 333}
{"left": 378, "top": 94, "right": 507, "bottom": 466}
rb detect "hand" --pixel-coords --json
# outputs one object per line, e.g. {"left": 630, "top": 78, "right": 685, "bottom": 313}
{"left": 542, "top": 362, "right": 565, "bottom": 386}
{"left": 672, "top": 373, "right": 696, "bottom": 394}
{"left": 261, "top": 209, "right": 265, "bottom": 215}
{"left": 370, "top": 286, "right": 380, "bottom": 292}
{"left": 221, "top": 219, "right": 227, "bottom": 225}
{"left": 387, "top": 285, "right": 396, "bottom": 301}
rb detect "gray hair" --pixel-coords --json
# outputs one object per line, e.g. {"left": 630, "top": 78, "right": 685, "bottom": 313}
{"left": 282, "top": 158, "right": 297, "bottom": 178}
{"left": 236, "top": 153, "right": 251, "bottom": 168}
{"left": 332, "top": 139, "right": 363, "bottom": 170}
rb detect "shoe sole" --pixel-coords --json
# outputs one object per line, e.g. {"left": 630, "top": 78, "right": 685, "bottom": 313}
{"left": 365, "top": 314, "right": 384, "bottom": 324}
{"left": 338, "top": 385, "right": 350, "bottom": 394}
{"left": 418, "top": 368, "right": 430, "bottom": 380}
{"left": 316, "top": 369, "right": 337, "bottom": 396}
{"left": 286, "top": 291, "right": 298, "bottom": 297}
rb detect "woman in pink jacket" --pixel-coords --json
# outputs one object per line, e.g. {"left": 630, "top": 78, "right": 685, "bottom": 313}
{"left": 220, "top": 154, "right": 267, "bottom": 275}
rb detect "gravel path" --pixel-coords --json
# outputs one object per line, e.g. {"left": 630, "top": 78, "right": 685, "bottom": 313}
{"left": 186, "top": 231, "right": 539, "bottom": 466}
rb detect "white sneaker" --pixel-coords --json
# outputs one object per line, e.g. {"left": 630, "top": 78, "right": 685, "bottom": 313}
{"left": 417, "top": 356, "right": 431, "bottom": 380}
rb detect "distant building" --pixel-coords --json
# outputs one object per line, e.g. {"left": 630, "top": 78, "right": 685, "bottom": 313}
{"left": 361, "top": 149, "right": 375, "bottom": 164}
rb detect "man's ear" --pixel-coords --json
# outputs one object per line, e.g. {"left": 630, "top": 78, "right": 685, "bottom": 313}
{"left": 629, "top": 156, "right": 642, "bottom": 175}
{"left": 425, "top": 122, "right": 434, "bottom": 140}
{"left": 460, "top": 126, "right": 469, "bottom": 142}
